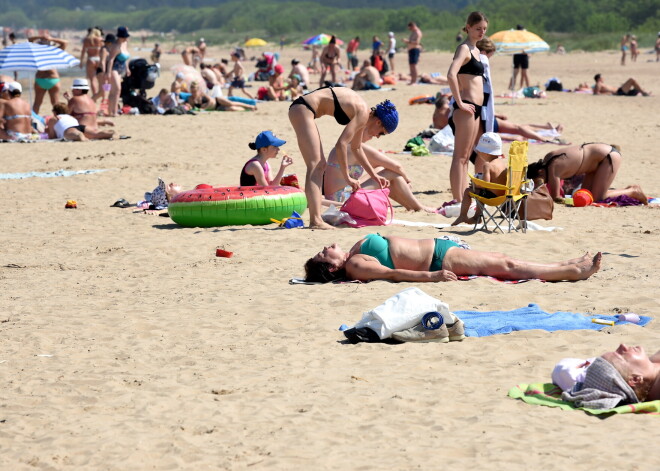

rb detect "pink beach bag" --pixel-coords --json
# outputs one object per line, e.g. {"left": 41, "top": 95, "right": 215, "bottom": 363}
{"left": 340, "top": 188, "right": 394, "bottom": 228}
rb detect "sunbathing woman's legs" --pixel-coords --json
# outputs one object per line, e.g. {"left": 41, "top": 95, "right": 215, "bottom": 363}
{"left": 442, "top": 248, "right": 602, "bottom": 281}
{"left": 361, "top": 169, "right": 436, "bottom": 212}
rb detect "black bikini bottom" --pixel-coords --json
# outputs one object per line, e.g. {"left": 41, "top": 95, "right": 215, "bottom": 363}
{"left": 448, "top": 99, "right": 482, "bottom": 135}
{"left": 289, "top": 96, "right": 316, "bottom": 117}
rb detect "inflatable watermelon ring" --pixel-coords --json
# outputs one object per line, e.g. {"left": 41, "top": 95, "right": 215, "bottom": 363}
{"left": 168, "top": 185, "right": 307, "bottom": 227}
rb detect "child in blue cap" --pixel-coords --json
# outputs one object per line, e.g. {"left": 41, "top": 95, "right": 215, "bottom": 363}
{"left": 289, "top": 83, "right": 399, "bottom": 229}
{"left": 240, "top": 130, "right": 294, "bottom": 186}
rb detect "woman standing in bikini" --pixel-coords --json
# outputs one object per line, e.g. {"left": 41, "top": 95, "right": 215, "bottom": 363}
{"left": 527, "top": 143, "right": 648, "bottom": 204}
{"left": 288, "top": 87, "right": 396, "bottom": 229}
{"left": 80, "top": 28, "right": 104, "bottom": 97}
{"left": 105, "top": 26, "right": 131, "bottom": 117}
{"left": 446, "top": 11, "right": 488, "bottom": 203}
{"left": 28, "top": 33, "right": 68, "bottom": 114}
{"left": 319, "top": 36, "right": 341, "bottom": 86}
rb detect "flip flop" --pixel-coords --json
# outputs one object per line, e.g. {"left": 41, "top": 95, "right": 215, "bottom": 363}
{"left": 110, "top": 198, "right": 131, "bottom": 208}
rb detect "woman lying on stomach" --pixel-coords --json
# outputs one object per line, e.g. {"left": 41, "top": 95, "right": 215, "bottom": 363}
{"left": 305, "top": 233, "right": 601, "bottom": 283}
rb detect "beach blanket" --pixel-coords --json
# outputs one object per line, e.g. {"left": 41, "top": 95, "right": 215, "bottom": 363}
{"left": 0, "top": 169, "right": 108, "bottom": 180}
{"left": 453, "top": 303, "right": 651, "bottom": 338}
{"left": 391, "top": 218, "right": 562, "bottom": 232}
{"left": 508, "top": 383, "right": 660, "bottom": 416}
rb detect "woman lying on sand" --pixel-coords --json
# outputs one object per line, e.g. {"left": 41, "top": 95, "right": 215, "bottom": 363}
{"left": 554, "top": 344, "right": 660, "bottom": 408}
{"left": 304, "top": 233, "right": 601, "bottom": 283}
{"left": 527, "top": 143, "right": 648, "bottom": 204}
{"left": 323, "top": 139, "right": 437, "bottom": 213}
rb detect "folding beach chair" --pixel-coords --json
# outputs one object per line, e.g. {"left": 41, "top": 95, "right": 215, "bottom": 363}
{"left": 468, "top": 141, "right": 530, "bottom": 233}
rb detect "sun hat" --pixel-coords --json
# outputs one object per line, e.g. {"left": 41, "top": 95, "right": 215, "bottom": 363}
{"left": 373, "top": 99, "right": 399, "bottom": 134}
{"left": 255, "top": 130, "right": 286, "bottom": 149}
{"left": 104, "top": 33, "right": 116, "bottom": 43}
{"left": 116, "top": 26, "right": 130, "bottom": 38}
{"left": 475, "top": 132, "right": 503, "bottom": 156}
{"left": 72, "top": 78, "right": 90, "bottom": 90}
{"left": 7, "top": 81, "right": 22, "bottom": 93}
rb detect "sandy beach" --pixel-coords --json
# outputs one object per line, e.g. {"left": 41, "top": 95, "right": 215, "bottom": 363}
{"left": 1, "top": 44, "right": 659, "bottom": 470}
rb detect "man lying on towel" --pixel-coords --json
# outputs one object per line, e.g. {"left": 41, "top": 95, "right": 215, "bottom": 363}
{"left": 553, "top": 344, "right": 660, "bottom": 409}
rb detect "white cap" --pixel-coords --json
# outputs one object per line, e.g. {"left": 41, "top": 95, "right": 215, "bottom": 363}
{"left": 388, "top": 32, "right": 394, "bottom": 37}
{"left": 475, "top": 132, "right": 503, "bottom": 156}
{"left": 7, "top": 81, "right": 22, "bottom": 93}
{"left": 176, "top": 72, "right": 185, "bottom": 79}
{"left": 72, "top": 78, "right": 90, "bottom": 90}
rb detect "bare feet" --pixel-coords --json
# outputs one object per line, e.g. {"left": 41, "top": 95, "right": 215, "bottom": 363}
{"left": 451, "top": 215, "right": 477, "bottom": 226}
{"left": 574, "top": 252, "right": 602, "bottom": 280}
{"left": 560, "top": 252, "right": 592, "bottom": 266}
{"left": 548, "top": 122, "right": 564, "bottom": 133}
{"left": 308, "top": 221, "right": 336, "bottom": 230}
{"left": 627, "top": 184, "right": 649, "bottom": 205}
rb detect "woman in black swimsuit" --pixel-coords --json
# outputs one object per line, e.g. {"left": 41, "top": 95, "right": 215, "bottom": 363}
{"left": 446, "top": 11, "right": 489, "bottom": 204}
{"left": 288, "top": 87, "right": 398, "bottom": 229}
{"left": 319, "top": 36, "right": 341, "bottom": 87}
{"left": 527, "top": 143, "right": 648, "bottom": 204}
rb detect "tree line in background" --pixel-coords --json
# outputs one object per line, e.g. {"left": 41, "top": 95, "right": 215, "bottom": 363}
{"left": 1, "top": 0, "right": 659, "bottom": 50}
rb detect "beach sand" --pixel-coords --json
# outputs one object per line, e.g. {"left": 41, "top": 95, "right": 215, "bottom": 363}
{"left": 1, "top": 45, "right": 659, "bottom": 470}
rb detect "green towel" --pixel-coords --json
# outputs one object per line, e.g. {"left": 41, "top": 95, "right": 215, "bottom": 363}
{"left": 508, "top": 383, "right": 660, "bottom": 416}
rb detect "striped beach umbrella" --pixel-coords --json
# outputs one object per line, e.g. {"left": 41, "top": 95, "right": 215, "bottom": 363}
{"left": 302, "top": 34, "right": 344, "bottom": 46}
{"left": 0, "top": 41, "right": 80, "bottom": 71}
{"left": 490, "top": 29, "right": 549, "bottom": 55}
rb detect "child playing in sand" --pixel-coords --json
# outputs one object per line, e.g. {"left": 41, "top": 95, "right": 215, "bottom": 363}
{"left": 451, "top": 132, "right": 507, "bottom": 226}
{"left": 227, "top": 52, "right": 253, "bottom": 99}
{"left": 240, "top": 131, "right": 294, "bottom": 186}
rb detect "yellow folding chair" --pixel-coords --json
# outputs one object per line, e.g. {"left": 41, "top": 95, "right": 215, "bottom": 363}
{"left": 468, "top": 141, "right": 530, "bottom": 233}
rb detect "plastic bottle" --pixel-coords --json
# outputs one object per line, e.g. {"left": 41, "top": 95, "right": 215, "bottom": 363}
{"left": 340, "top": 185, "right": 352, "bottom": 203}
{"left": 438, "top": 203, "right": 461, "bottom": 218}
{"left": 616, "top": 313, "right": 641, "bottom": 324}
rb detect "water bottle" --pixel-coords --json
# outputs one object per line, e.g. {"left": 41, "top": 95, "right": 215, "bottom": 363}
{"left": 439, "top": 203, "right": 461, "bottom": 218}
{"left": 616, "top": 313, "right": 640, "bottom": 324}
{"left": 340, "top": 185, "right": 352, "bottom": 203}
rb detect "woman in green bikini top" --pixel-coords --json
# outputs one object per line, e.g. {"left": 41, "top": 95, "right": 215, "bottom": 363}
{"left": 304, "top": 233, "right": 602, "bottom": 283}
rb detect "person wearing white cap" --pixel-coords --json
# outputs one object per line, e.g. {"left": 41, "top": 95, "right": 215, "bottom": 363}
{"left": 450, "top": 132, "right": 506, "bottom": 226}
{"left": 387, "top": 32, "right": 397, "bottom": 73}
{"left": 65, "top": 78, "right": 114, "bottom": 130}
{"left": 0, "top": 82, "right": 34, "bottom": 141}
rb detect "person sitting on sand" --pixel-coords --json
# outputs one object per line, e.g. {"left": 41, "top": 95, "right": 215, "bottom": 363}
{"left": 553, "top": 344, "right": 660, "bottom": 408}
{"left": 285, "top": 75, "right": 304, "bottom": 101}
{"left": 240, "top": 130, "right": 293, "bottom": 186}
{"left": 452, "top": 132, "right": 507, "bottom": 226}
{"left": 289, "top": 59, "right": 310, "bottom": 90}
{"left": 260, "top": 64, "right": 286, "bottom": 101}
{"left": 47, "top": 102, "right": 114, "bottom": 141}
{"left": 171, "top": 72, "right": 188, "bottom": 96}
{"left": 323, "top": 129, "right": 437, "bottom": 213}
{"left": 527, "top": 142, "right": 648, "bottom": 204}
{"left": 186, "top": 81, "right": 256, "bottom": 112}
{"left": 593, "top": 74, "right": 650, "bottom": 96}
{"left": 304, "top": 233, "right": 601, "bottom": 283}
{"left": 352, "top": 60, "right": 382, "bottom": 91}
{"left": 0, "top": 82, "right": 35, "bottom": 141}
{"left": 64, "top": 79, "right": 114, "bottom": 131}
{"left": 151, "top": 88, "right": 179, "bottom": 114}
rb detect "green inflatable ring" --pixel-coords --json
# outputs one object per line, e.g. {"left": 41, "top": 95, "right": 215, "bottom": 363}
{"left": 168, "top": 185, "right": 307, "bottom": 227}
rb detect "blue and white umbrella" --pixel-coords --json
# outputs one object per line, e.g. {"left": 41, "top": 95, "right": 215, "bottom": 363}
{"left": 0, "top": 41, "right": 80, "bottom": 71}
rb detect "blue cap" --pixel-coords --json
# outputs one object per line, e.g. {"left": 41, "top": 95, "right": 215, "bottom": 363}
{"left": 255, "top": 130, "right": 286, "bottom": 149}
{"left": 374, "top": 99, "right": 398, "bottom": 134}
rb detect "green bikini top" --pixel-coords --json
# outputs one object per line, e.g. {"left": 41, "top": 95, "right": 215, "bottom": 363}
{"left": 360, "top": 233, "right": 394, "bottom": 269}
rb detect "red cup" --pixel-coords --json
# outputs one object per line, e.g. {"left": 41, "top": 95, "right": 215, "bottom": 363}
{"left": 216, "top": 249, "right": 233, "bottom": 258}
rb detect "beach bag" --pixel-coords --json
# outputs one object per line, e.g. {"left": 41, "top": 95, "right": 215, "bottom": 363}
{"left": 526, "top": 184, "right": 554, "bottom": 220}
{"left": 353, "top": 287, "right": 457, "bottom": 339}
{"left": 428, "top": 126, "right": 455, "bottom": 153}
{"left": 340, "top": 188, "right": 393, "bottom": 228}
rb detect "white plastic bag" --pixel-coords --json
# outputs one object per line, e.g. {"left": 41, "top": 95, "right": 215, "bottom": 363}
{"left": 321, "top": 204, "right": 356, "bottom": 226}
{"left": 353, "top": 287, "right": 457, "bottom": 339}
{"left": 428, "top": 125, "right": 455, "bottom": 153}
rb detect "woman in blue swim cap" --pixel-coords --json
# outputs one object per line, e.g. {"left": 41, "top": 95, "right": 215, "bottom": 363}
{"left": 289, "top": 85, "right": 398, "bottom": 229}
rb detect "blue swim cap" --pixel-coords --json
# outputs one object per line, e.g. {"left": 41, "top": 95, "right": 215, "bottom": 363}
{"left": 373, "top": 99, "right": 398, "bottom": 134}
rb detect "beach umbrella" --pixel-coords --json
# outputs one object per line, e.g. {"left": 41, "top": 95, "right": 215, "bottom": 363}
{"left": 302, "top": 34, "right": 344, "bottom": 46}
{"left": 245, "top": 38, "right": 268, "bottom": 47}
{"left": 0, "top": 41, "right": 80, "bottom": 108}
{"left": 490, "top": 29, "right": 550, "bottom": 54}
{"left": 490, "top": 29, "right": 549, "bottom": 102}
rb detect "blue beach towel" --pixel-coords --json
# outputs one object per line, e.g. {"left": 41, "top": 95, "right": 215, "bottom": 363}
{"left": 454, "top": 303, "right": 652, "bottom": 338}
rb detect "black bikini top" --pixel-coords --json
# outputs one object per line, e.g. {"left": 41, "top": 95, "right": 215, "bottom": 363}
{"left": 323, "top": 86, "right": 351, "bottom": 125}
{"left": 458, "top": 54, "right": 484, "bottom": 76}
